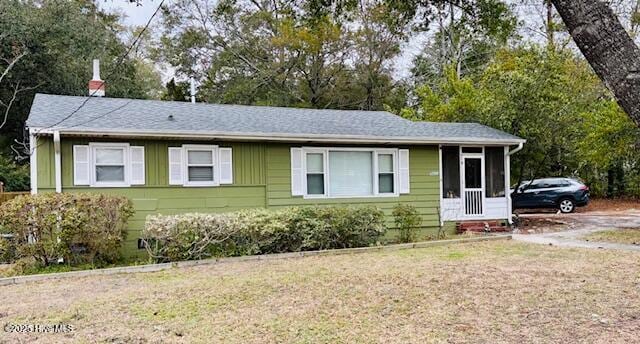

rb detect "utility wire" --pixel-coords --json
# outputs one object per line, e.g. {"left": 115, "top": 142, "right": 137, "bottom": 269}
{"left": 35, "top": 0, "right": 166, "bottom": 132}
{"left": 28, "top": 0, "right": 166, "bottom": 156}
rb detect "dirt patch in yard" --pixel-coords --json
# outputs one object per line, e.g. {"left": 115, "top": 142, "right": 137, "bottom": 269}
{"left": 516, "top": 216, "right": 573, "bottom": 234}
{"left": 577, "top": 198, "right": 640, "bottom": 213}
{"left": 1, "top": 240, "right": 640, "bottom": 344}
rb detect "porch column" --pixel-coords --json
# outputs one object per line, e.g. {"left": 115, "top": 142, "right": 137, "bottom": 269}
{"left": 53, "top": 131, "right": 62, "bottom": 193}
{"left": 29, "top": 130, "right": 37, "bottom": 194}
{"left": 504, "top": 146, "right": 511, "bottom": 224}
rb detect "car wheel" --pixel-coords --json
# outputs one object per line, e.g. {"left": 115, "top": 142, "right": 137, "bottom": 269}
{"left": 558, "top": 198, "right": 575, "bottom": 213}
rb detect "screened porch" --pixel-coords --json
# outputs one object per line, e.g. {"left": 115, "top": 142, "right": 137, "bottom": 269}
{"left": 439, "top": 146, "right": 511, "bottom": 221}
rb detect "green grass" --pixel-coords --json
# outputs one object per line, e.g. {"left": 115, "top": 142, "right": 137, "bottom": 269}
{"left": 584, "top": 228, "right": 640, "bottom": 245}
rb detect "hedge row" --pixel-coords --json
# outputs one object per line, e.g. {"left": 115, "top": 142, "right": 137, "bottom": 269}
{"left": 0, "top": 193, "right": 133, "bottom": 269}
{"left": 143, "top": 206, "right": 387, "bottom": 262}
{"left": 0, "top": 193, "right": 417, "bottom": 269}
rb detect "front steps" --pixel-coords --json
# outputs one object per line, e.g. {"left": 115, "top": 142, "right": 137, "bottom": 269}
{"left": 456, "top": 220, "right": 511, "bottom": 234}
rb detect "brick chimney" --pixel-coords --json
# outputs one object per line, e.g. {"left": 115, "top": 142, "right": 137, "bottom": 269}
{"left": 88, "top": 59, "right": 105, "bottom": 97}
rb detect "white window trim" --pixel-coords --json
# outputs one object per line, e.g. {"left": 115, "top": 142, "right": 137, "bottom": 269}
{"left": 182, "top": 144, "right": 219, "bottom": 187}
{"left": 303, "top": 148, "right": 327, "bottom": 198}
{"left": 375, "top": 149, "right": 398, "bottom": 196}
{"left": 89, "top": 142, "right": 130, "bottom": 188}
{"left": 301, "top": 147, "right": 400, "bottom": 199}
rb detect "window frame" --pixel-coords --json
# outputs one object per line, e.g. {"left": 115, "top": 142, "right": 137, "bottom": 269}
{"left": 376, "top": 150, "right": 397, "bottom": 196}
{"left": 303, "top": 149, "right": 327, "bottom": 197}
{"left": 89, "top": 142, "right": 130, "bottom": 188}
{"left": 301, "top": 147, "right": 399, "bottom": 199}
{"left": 182, "top": 144, "right": 219, "bottom": 187}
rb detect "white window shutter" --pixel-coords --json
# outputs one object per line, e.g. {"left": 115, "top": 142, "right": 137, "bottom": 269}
{"left": 219, "top": 147, "right": 233, "bottom": 184}
{"left": 168, "top": 147, "right": 183, "bottom": 185}
{"left": 73, "top": 145, "right": 90, "bottom": 185}
{"left": 290, "top": 147, "right": 304, "bottom": 196}
{"left": 399, "top": 149, "right": 410, "bottom": 194}
{"left": 130, "top": 146, "right": 145, "bottom": 185}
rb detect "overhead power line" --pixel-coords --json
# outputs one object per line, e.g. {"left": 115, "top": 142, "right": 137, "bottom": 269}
{"left": 36, "top": 0, "right": 166, "bottom": 132}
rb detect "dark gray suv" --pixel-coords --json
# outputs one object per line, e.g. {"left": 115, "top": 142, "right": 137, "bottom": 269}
{"left": 511, "top": 178, "right": 590, "bottom": 213}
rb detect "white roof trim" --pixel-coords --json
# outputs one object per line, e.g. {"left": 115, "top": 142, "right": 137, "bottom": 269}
{"left": 29, "top": 127, "right": 526, "bottom": 145}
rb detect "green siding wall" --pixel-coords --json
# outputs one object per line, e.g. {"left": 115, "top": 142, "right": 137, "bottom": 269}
{"left": 36, "top": 137, "right": 55, "bottom": 189}
{"left": 265, "top": 144, "right": 441, "bottom": 228}
{"left": 36, "top": 137, "right": 448, "bottom": 257}
{"left": 56, "top": 138, "right": 266, "bottom": 187}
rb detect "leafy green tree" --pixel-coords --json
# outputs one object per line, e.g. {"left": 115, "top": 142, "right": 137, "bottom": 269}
{"left": 411, "top": 1, "right": 518, "bottom": 84}
{"left": 0, "top": 154, "right": 29, "bottom": 192}
{"left": 404, "top": 46, "right": 640, "bottom": 196}
{"left": 578, "top": 100, "right": 640, "bottom": 197}
{"left": 161, "top": 78, "right": 190, "bottom": 101}
{"left": 0, "top": 0, "right": 162, "bottom": 158}
{"left": 158, "top": 0, "right": 411, "bottom": 110}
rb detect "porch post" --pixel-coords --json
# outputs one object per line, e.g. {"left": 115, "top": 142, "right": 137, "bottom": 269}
{"left": 53, "top": 131, "right": 62, "bottom": 193}
{"left": 504, "top": 146, "right": 512, "bottom": 224}
{"left": 29, "top": 130, "right": 38, "bottom": 195}
{"left": 438, "top": 145, "right": 444, "bottom": 226}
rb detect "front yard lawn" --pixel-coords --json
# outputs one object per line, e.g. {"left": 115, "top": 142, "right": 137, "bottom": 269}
{"left": 2, "top": 241, "right": 640, "bottom": 343}
{"left": 584, "top": 228, "right": 640, "bottom": 245}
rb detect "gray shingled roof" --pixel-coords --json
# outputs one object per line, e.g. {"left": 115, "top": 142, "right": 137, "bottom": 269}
{"left": 27, "top": 93, "right": 524, "bottom": 144}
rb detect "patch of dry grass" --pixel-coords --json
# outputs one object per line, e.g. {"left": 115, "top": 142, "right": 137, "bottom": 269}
{"left": 2, "top": 241, "right": 640, "bottom": 343}
{"left": 584, "top": 228, "right": 640, "bottom": 245}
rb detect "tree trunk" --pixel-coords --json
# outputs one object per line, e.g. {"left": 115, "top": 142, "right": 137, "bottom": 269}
{"left": 552, "top": 0, "right": 640, "bottom": 127}
{"left": 545, "top": 0, "right": 555, "bottom": 50}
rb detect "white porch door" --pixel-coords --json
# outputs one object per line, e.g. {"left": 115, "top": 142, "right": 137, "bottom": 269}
{"left": 462, "top": 155, "right": 484, "bottom": 216}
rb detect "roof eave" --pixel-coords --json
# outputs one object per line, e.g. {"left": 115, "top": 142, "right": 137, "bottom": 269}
{"left": 29, "top": 127, "right": 526, "bottom": 146}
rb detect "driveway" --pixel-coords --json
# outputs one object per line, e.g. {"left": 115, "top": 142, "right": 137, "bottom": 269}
{"left": 512, "top": 210, "right": 640, "bottom": 251}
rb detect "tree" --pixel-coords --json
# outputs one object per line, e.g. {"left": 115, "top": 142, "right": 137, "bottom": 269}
{"left": 403, "top": 46, "right": 640, "bottom": 195}
{"left": 0, "top": 0, "right": 162, "bottom": 159}
{"left": 551, "top": 0, "right": 640, "bottom": 127}
{"left": 162, "top": 78, "right": 190, "bottom": 101}
{"left": 577, "top": 100, "right": 640, "bottom": 197}
{"left": 159, "top": 0, "right": 418, "bottom": 110}
{"left": 411, "top": 1, "right": 516, "bottom": 83}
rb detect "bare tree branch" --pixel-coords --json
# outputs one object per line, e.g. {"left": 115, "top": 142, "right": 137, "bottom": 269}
{"left": 0, "top": 50, "right": 26, "bottom": 86}
{"left": 0, "top": 82, "right": 41, "bottom": 130}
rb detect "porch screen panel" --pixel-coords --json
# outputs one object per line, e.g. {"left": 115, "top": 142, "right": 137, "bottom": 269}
{"left": 485, "top": 147, "right": 505, "bottom": 197}
{"left": 442, "top": 146, "right": 460, "bottom": 198}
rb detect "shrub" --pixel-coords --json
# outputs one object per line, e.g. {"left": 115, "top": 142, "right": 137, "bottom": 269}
{"left": 0, "top": 193, "right": 134, "bottom": 269}
{"left": 0, "top": 154, "right": 30, "bottom": 192}
{"left": 0, "top": 236, "right": 16, "bottom": 263}
{"left": 143, "top": 206, "right": 386, "bottom": 262}
{"left": 392, "top": 204, "right": 422, "bottom": 243}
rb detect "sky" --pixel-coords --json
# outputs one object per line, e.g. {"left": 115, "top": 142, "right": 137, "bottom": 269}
{"left": 98, "top": 1, "right": 161, "bottom": 26}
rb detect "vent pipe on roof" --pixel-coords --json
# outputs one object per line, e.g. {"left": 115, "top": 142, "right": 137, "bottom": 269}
{"left": 88, "top": 59, "right": 105, "bottom": 97}
{"left": 190, "top": 77, "right": 196, "bottom": 104}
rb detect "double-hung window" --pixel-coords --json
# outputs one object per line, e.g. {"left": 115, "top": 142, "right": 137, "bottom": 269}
{"left": 305, "top": 151, "right": 325, "bottom": 195}
{"left": 186, "top": 147, "right": 216, "bottom": 185}
{"left": 377, "top": 153, "right": 395, "bottom": 194}
{"left": 168, "top": 144, "right": 233, "bottom": 187}
{"left": 73, "top": 143, "right": 145, "bottom": 187}
{"left": 300, "top": 148, "right": 402, "bottom": 198}
{"left": 94, "top": 146, "right": 127, "bottom": 185}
